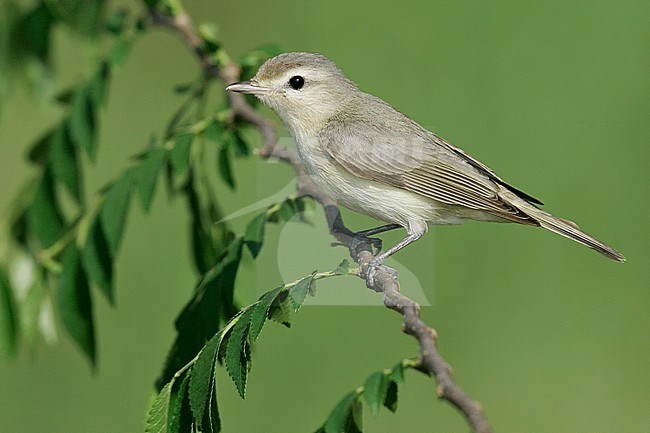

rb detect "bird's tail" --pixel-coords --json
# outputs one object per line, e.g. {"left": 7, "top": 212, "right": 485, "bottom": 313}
{"left": 524, "top": 206, "right": 625, "bottom": 263}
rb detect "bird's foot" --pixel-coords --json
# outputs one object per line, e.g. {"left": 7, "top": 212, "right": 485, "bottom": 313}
{"left": 365, "top": 260, "right": 398, "bottom": 289}
{"left": 334, "top": 233, "right": 383, "bottom": 255}
{"left": 349, "top": 233, "right": 383, "bottom": 255}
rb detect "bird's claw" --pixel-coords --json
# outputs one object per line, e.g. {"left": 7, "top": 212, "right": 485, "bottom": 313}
{"left": 365, "top": 260, "right": 398, "bottom": 289}
{"left": 347, "top": 234, "right": 383, "bottom": 255}
{"left": 367, "top": 237, "right": 383, "bottom": 254}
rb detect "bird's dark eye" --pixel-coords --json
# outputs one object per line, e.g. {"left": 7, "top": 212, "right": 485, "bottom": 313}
{"left": 289, "top": 75, "right": 305, "bottom": 90}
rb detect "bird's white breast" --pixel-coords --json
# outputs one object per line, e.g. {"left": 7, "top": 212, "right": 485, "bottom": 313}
{"left": 288, "top": 124, "right": 438, "bottom": 227}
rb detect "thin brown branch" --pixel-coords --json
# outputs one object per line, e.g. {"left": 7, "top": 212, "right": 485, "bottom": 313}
{"left": 150, "top": 7, "right": 492, "bottom": 433}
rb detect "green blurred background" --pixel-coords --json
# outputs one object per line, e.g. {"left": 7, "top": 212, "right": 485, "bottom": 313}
{"left": 1, "top": 0, "right": 649, "bottom": 432}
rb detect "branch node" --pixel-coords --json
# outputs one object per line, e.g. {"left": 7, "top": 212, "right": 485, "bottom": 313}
{"left": 447, "top": 362, "right": 455, "bottom": 375}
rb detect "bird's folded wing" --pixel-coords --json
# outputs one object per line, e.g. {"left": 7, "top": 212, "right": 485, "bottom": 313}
{"left": 320, "top": 117, "right": 536, "bottom": 224}
{"left": 431, "top": 134, "right": 544, "bottom": 205}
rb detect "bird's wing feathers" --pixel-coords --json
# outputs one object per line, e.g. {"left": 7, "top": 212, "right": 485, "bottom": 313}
{"left": 320, "top": 108, "right": 538, "bottom": 224}
{"left": 434, "top": 135, "right": 544, "bottom": 205}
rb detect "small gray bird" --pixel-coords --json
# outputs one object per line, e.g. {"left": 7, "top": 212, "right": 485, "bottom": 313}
{"left": 227, "top": 52, "right": 625, "bottom": 275}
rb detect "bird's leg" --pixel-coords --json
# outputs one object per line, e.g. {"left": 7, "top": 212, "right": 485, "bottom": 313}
{"left": 355, "top": 223, "right": 402, "bottom": 238}
{"left": 332, "top": 224, "right": 402, "bottom": 254}
{"left": 354, "top": 224, "right": 402, "bottom": 252}
{"left": 365, "top": 220, "right": 427, "bottom": 288}
{"left": 345, "top": 234, "right": 383, "bottom": 256}
{"left": 351, "top": 223, "right": 402, "bottom": 254}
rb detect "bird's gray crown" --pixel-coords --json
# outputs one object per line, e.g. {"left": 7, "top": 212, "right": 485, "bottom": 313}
{"left": 255, "top": 52, "right": 345, "bottom": 82}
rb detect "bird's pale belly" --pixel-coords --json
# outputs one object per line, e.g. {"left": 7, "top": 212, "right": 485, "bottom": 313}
{"left": 295, "top": 140, "right": 437, "bottom": 227}
{"left": 293, "top": 134, "right": 504, "bottom": 227}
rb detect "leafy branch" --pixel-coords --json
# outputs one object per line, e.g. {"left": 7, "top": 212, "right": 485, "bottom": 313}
{"left": 2, "top": 1, "right": 493, "bottom": 433}
{"left": 315, "top": 358, "right": 422, "bottom": 433}
{"left": 0, "top": 8, "right": 141, "bottom": 363}
{"left": 151, "top": 3, "right": 493, "bottom": 433}
{"left": 145, "top": 259, "right": 353, "bottom": 433}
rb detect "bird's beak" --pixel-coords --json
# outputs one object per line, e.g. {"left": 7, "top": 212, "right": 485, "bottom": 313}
{"left": 225, "top": 80, "right": 270, "bottom": 95}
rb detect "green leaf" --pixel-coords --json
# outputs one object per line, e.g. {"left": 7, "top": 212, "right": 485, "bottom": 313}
{"left": 277, "top": 198, "right": 303, "bottom": 221}
{"left": 185, "top": 180, "right": 223, "bottom": 274}
{"left": 382, "top": 361, "right": 406, "bottom": 412}
{"left": 268, "top": 197, "right": 308, "bottom": 224}
{"left": 225, "top": 308, "right": 253, "bottom": 398}
{"left": 383, "top": 381, "right": 398, "bottom": 413}
{"left": 106, "top": 10, "right": 128, "bottom": 35}
{"left": 268, "top": 291, "right": 292, "bottom": 328}
{"left": 145, "top": 380, "right": 174, "bottom": 433}
{"left": 27, "top": 168, "right": 66, "bottom": 248}
{"left": 142, "top": 0, "right": 162, "bottom": 10}
{"left": 189, "top": 329, "right": 224, "bottom": 429}
{"left": 362, "top": 372, "right": 388, "bottom": 416}
{"left": 388, "top": 361, "right": 405, "bottom": 384}
{"left": 27, "top": 129, "right": 53, "bottom": 165}
{"left": 109, "top": 37, "right": 132, "bottom": 67}
{"left": 249, "top": 286, "right": 282, "bottom": 342}
{"left": 227, "top": 129, "right": 250, "bottom": 157}
{"left": 173, "top": 82, "right": 193, "bottom": 94}
{"left": 157, "top": 239, "right": 243, "bottom": 389}
{"left": 198, "top": 23, "right": 220, "bottom": 53}
{"left": 188, "top": 214, "right": 219, "bottom": 275}
{"left": 56, "top": 0, "right": 105, "bottom": 37}
{"left": 135, "top": 147, "right": 166, "bottom": 213}
{"left": 17, "top": 4, "right": 54, "bottom": 62}
{"left": 217, "top": 144, "right": 235, "bottom": 188}
{"left": 0, "top": 266, "right": 18, "bottom": 358}
{"left": 289, "top": 272, "right": 315, "bottom": 311}
{"left": 168, "top": 373, "right": 191, "bottom": 433}
{"left": 9, "top": 210, "right": 28, "bottom": 248}
{"left": 50, "top": 122, "right": 83, "bottom": 204}
{"left": 202, "top": 386, "right": 221, "bottom": 433}
{"left": 332, "top": 259, "right": 351, "bottom": 276}
{"left": 145, "top": 373, "right": 192, "bottom": 433}
{"left": 88, "top": 61, "right": 110, "bottom": 108}
{"left": 100, "top": 171, "right": 134, "bottom": 256}
{"left": 347, "top": 399, "right": 363, "bottom": 433}
{"left": 243, "top": 211, "right": 266, "bottom": 258}
{"left": 81, "top": 217, "right": 113, "bottom": 304}
{"left": 169, "top": 134, "right": 193, "bottom": 180}
{"left": 5, "top": 180, "right": 37, "bottom": 248}
{"left": 54, "top": 87, "right": 75, "bottom": 105}
{"left": 197, "top": 237, "right": 242, "bottom": 307}
{"left": 18, "top": 270, "right": 46, "bottom": 347}
{"left": 165, "top": 95, "right": 196, "bottom": 138}
{"left": 203, "top": 120, "right": 225, "bottom": 143}
{"left": 57, "top": 246, "right": 95, "bottom": 365}
{"left": 68, "top": 85, "right": 97, "bottom": 160}
{"left": 324, "top": 391, "right": 360, "bottom": 433}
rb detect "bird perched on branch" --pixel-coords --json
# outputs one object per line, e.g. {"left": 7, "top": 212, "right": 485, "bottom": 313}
{"left": 227, "top": 52, "right": 624, "bottom": 279}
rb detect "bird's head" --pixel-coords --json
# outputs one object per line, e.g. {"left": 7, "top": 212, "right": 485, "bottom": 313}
{"left": 226, "top": 52, "right": 357, "bottom": 132}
